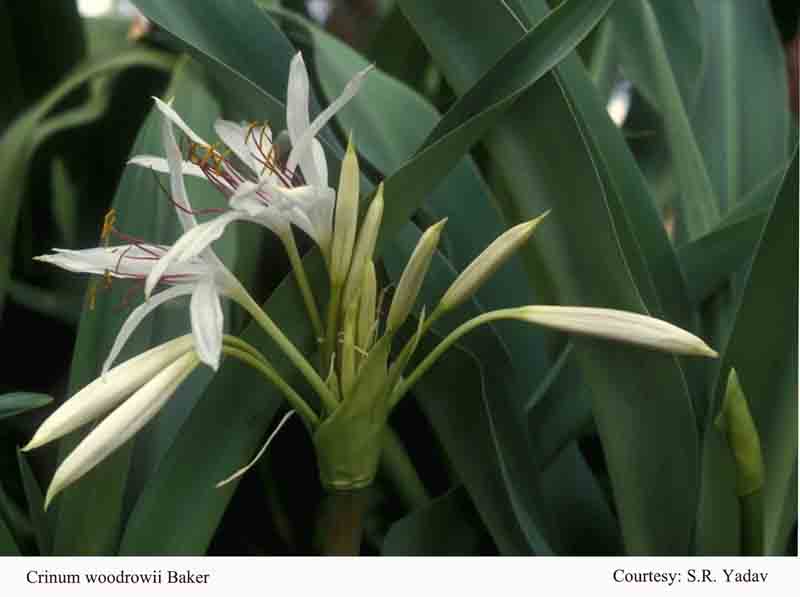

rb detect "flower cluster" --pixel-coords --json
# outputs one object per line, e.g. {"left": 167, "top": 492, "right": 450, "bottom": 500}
{"left": 27, "top": 52, "right": 717, "bottom": 505}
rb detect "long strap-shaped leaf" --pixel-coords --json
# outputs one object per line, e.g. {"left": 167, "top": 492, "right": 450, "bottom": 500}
{"left": 400, "top": 0, "right": 701, "bottom": 554}
{"left": 378, "top": 0, "right": 616, "bottom": 245}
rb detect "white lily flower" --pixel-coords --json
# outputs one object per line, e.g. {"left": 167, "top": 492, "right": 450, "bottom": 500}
{"left": 36, "top": 114, "right": 244, "bottom": 372}
{"left": 43, "top": 350, "right": 200, "bottom": 508}
{"left": 128, "top": 52, "right": 371, "bottom": 260}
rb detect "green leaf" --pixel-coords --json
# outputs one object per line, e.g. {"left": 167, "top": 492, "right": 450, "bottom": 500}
{"left": 0, "top": 49, "right": 173, "bottom": 315}
{"left": 690, "top": 0, "right": 791, "bottom": 212}
{"left": 540, "top": 443, "right": 622, "bottom": 555}
{"left": 16, "top": 451, "right": 51, "bottom": 555}
{"left": 609, "top": 0, "right": 719, "bottom": 240}
{"left": 715, "top": 151, "right": 798, "bottom": 554}
{"left": 402, "top": 0, "right": 701, "bottom": 554}
{"left": 678, "top": 161, "right": 792, "bottom": 304}
{"left": 0, "top": 511, "right": 20, "bottom": 556}
{"left": 0, "top": 393, "right": 52, "bottom": 421}
{"left": 382, "top": 486, "right": 489, "bottom": 555}
{"left": 0, "top": 480, "right": 34, "bottom": 553}
{"left": 380, "top": 0, "right": 617, "bottom": 247}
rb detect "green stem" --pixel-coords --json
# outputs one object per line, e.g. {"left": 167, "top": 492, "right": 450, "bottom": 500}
{"left": 323, "top": 284, "right": 342, "bottom": 375}
{"left": 222, "top": 346, "right": 319, "bottom": 427}
{"left": 739, "top": 491, "right": 764, "bottom": 555}
{"left": 316, "top": 489, "right": 369, "bottom": 556}
{"left": 229, "top": 282, "right": 336, "bottom": 412}
{"left": 380, "top": 428, "right": 429, "bottom": 509}
{"left": 390, "top": 309, "right": 501, "bottom": 407}
{"left": 340, "top": 305, "right": 357, "bottom": 398}
{"left": 281, "top": 231, "right": 324, "bottom": 342}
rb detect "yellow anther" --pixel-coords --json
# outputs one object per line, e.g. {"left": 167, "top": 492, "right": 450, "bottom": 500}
{"left": 100, "top": 209, "right": 116, "bottom": 245}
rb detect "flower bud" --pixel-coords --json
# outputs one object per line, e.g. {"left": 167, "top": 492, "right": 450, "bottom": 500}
{"left": 508, "top": 305, "right": 718, "bottom": 358}
{"left": 386, "top": 219, "right": 446, "bottom": 332}
{"left": 358, "top": 261, "right": 378, "bottom": 353}
{"left": 23, "top": 335, "right": 194, "bottom": 452}
{"left": 715, "top": 369, "right": 764, "bottom": 496}
{"left": 439, "top": 213, "right": 547, "bottom": 312}
{"left": 342, "top": 185, "right": 384, "bottom": 308}
{"left": 330, "top": 137, "right": 360, "bottom": 286}
{"left": 45, "top": 351, "right": 199, "bottom": 508}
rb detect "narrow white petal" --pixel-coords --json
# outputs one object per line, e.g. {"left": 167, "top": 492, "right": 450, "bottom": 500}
{"left": 214, "top": 119, "right": 257, "bottom": 173}
{"left": 153, "top": 97, "right": 208, "bottom": 146}
{"left": 190, "top": 278, "right": 225, "bottom": 370}
{"left": 45, "top": 351, "right": 198, "bottom": 508}
{"left": 311, "top": 138, "right": 328, "bottom": 188}
{"left": 513, "top": 306, "right": 719, "bottom": 358}
{"left": 22, "top": 335, "right": 193, "bottom": 451}
{"left": 216, "top": 410, "right": 294, "bottom": 488}
{"left": 143, "top": 221, "right": 219, "bottom": 298}
{"left": 35, "top": 246, "right": 156, "bottom": 277}
{"left": 287, "top": 52, "right": 311, "bottom": 146}
{"left": 286, "top": 63, "right": 373, "bottom": 176}
{"left": 103, "top": 285, "right": 196, "bottom": 374}
{"left": 127, "top": 155, "right": 206, "bottom": 179}
{"left": 162, "top": 112, "right": 198, "bottom": 232}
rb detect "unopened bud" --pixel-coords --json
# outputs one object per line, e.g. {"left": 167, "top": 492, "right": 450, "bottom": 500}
{"left": 342, "top": 185, "right": 384, "bottom": 307}
{"left": 386, "top": 219, "right": 446, "bottom": 332}
{"left": 440, "top": 213, "right": 546, "bottom": 312}
{"left": 715, "top": 369, "right": 764, "bottom": 496}
{"left": 508, "top": 305, "right": 718, "bottom": 358}
{"left": 357, "top": 261, "right": 378, "bottom": 352}
{"left": 330, "top": 136, "right": 360, "bottom": 286}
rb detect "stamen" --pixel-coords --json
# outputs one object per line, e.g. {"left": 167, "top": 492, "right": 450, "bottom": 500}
{"left": 100, "top": 209, "right": 117, "bottom": 246}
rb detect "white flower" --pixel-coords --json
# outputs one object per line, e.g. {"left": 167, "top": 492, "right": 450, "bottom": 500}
{"left": 36, "top": 114, "right": 244, "bottom": 372}
{"left": 128, "top": 52, "right": 372, "bottom": 261}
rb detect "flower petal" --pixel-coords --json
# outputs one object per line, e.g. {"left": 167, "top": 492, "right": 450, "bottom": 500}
{"left": 44, "top": 351, "right": 199, "bottom": 509}
{"left": 286, "top": 52, "right": 311, "bottom": 147}
{"left": 311, "top": 138, "right": 328, "bottom": 188}
{"left": 103, "top": 285, "right": 196, "bottom": 374}
{"left": 190, "top": 278, "right": 224, "bottom": 370}
{"left": 153, "top": 97, "right": 208, "bottom": 146}
{"left": 214, "top": 119, "right": 257, "bottom": 173}
{"left": 22, "top": 335, "right": 193, "bottom": 451}
{"left": 35, "top": 246, "right": 159, "bottom": 278}
{"left": 162, "top": 111, "right": 198, "bottom": 232}
{"left": 143, "top": 214, "right": 238, "bottom": 299}
{"left": 286, "top": 63, "right": 373, "bottom": 178}
{"left": 127, "top": 155, "right": 206, "bottom": 179}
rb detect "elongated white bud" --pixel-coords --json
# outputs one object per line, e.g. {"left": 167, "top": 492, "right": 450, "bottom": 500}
{"left": 439, "top": 213, "right": 547, "bottom": 311}
{"left": 343, "top": 185, "right": 384, "bottom": 307}
{"left": 44, "top": 351, "right": 199, "bottom": 509}
{"left": 330, "top": 137, "right": 360, "bottom": 286}
{"left": 23, "top": 336, "right": 194, "bottom": 452}
{"left": 509, "top": 306, "right": 718, "bottom": 357}
{"left": 386, "top": 219, "right": 446, "bottom": 332}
